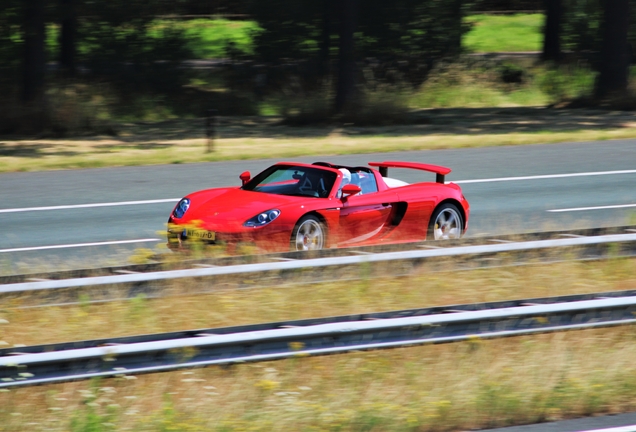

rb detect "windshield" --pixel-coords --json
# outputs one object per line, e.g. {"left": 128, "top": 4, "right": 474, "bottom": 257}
{"left": 242, "top": 166, "right": 337, "bottom": 198}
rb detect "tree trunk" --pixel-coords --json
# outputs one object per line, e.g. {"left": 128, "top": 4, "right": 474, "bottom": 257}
{"left": 595, "top": 0, "right": 630, "bottom": 98}
{"left": 448, "top": 0, "right": 464, "bottom": 56}
{"left": 59, "top": 0, "right": 77, "bottom": 76}
{"left": 334, "top": 0, "right": 359, "bottom": 114}
{"left": 541, "top": 0, "right": 563, "bottom": 62}
{"left": 22, "top": 0, "right": 48, "bottom": 131}
{"left": 318, "top": 0, "right": 334, "bottom": 78}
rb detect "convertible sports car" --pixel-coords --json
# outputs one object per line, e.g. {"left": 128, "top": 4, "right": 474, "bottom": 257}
{"left": 167, "top": 160, "right": 469, "bottom": 252}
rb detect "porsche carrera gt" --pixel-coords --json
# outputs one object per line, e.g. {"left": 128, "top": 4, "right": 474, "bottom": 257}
{"left": 167, "top": 160, "right": 469, "bottom": 252}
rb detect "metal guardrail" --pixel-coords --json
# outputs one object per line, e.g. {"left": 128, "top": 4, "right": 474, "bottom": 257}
{"left": 2, "top": 292, "right": 636, "bottom": 388}
{"left": 3, "top": 226, "right": 634, "bottom": 285}
{"left": 2, "top": 226, "right": 633, "bottom": 285}
{"left": 2, "top": 232, "right": 635, "bottom": 296}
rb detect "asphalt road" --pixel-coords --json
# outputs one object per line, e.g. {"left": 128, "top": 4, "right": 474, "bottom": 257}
{"left": 1, "top": 139, "right": 635, "bottom": 271}
{"left": 483, "top": 411, "right": 636, "bottom": 432}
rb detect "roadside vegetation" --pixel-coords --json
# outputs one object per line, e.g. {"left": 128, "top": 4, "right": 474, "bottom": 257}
{"left": 3, "top": 21, "right": 633, "bottom": 174}
{"left": 46, "top": 19, "right": 261, "bottom": 60}
{"left": 5, "top": 12, "right": 635, "bottom": 174}
{"left": 43, "top": 14, "right": 542, "bottom": 61}
{"left": 3, "top": 14, "right": 633, "bottom": 142}
{"left": 0, "top": 257, "right": 635, "bottom": 430}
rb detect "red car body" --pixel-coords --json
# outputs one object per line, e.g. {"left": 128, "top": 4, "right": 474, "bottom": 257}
{"left": 167, "top": 160, "right": 469, "bottom": 252}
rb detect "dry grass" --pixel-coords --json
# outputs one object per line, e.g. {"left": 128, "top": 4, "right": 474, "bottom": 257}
{"left": 2, "top": 257, "right": 635, "bottom": 346}
{"left": 4, "top": 330, "right": 636, "bottom": 432}
{"left": 2, "top": 107, "right": 636, "bottom": 173}
{"left": 0, "top": 258, "right": 635, "bottom": 430}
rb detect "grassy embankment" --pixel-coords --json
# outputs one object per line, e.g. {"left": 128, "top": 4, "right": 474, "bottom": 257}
{"left": 0, "top": 257, "right": 635, "bottom": 430}
{"left": 2, "top": 107, "right": 635, "bottom": 173}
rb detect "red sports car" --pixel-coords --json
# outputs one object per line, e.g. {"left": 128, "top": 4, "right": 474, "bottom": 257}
{"left": 167, "top": 160, "right": 469, "bottom": 252}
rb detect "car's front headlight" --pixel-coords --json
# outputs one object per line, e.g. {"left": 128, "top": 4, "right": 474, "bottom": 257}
{"left": 244, "top": 209, "right": 281, "bottom": 227}
{"left": 172, "top": 198, "right": 190, "bottom": 219}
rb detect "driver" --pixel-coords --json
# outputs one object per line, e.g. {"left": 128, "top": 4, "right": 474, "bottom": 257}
{"left": 338, "top": 168, "right": 351, "bottom": 198}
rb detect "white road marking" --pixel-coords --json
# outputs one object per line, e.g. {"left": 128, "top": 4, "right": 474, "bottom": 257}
{"left": 0, "top": 238, "right": 162, "bottom": 253}
{"left": 452, "top": 169, "right": 636, "bottom": 184}
{"left": 0, "top": 198, "right": 180, "bottom": 214}
{"left": 549, "top": 203, "right": 636, "bottom": 213}
{"left": 576, "top": 425, "right": 636, "bottom": 432}
{"left": 1, "top": 169, "right": 635, "bottom": 214}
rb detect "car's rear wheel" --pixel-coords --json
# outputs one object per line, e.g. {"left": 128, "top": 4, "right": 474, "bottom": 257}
{"left": 428, "top": 203, "right": 463, "bottom": 240}
{"left": 291, "top": 215, "right": 326, "bottom": 251}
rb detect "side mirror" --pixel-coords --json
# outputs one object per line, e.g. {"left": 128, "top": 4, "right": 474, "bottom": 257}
{"left": 240, "top": 171, "right": 251, "bottom": 186}
{"left": 341, "top": 184, "right": 361, "bottom": 198}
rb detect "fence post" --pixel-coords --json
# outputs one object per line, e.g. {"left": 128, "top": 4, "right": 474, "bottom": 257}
{"left": 205, "top": 109, "right": 218, "bottom": 153}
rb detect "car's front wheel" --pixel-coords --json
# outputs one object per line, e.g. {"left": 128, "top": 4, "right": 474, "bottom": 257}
{"left": 428, "top": 203, "right": 463, "bottom": 240}
{"left": 291, "top": 215, "right": 326, "bottom": 251}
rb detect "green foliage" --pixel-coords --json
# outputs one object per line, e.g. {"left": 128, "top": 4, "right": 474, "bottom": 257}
{"left": 249, "top": 0, "right": 471, "bottom": 87}
{"left": 499, "top": 62, "right": 527, "bottom": 83}
{"left": 127, "top": 294, "right": 150, "bottom": 324}
{"left": 248, "top": 0, "right": 326, "bottom": 62}
{"left": 561, "top": 0, "right": 603, "bottom": 53}
{"left": 411, "top": 58, "right": 541, "bottom": 108}
{"left": 358, "top": 0, "right": 470, "bottom": 59}
{"left": 409, "top": 59, "right": 599, "bottom": 108}
{"left": 536, "top": 65, "right": 596, "bottom": 103}
{"left": 270, "top": 83, "right": 413, "bottom": 126}
{"left": 69, "top": 380, "right": 119, "bottom": 432}
{"left": 0, "top": 0, "right": 21, "bottom": 71}
{"left": 1, "top": 2, "right": 633, "bottom": 129}
{"left": 475, "top": 380, "right": 523, "bottom": 427}
{"left": 558, "top": 0, "right": 636, "bottom": 56}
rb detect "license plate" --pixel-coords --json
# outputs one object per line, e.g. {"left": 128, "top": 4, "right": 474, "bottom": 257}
{"left": 184, "top": 228, "right": 216, "bottom": 241}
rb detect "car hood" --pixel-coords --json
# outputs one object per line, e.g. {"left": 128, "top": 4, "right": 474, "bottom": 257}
{"left": 177, "top": 187, "right": 313, "bottom": 228}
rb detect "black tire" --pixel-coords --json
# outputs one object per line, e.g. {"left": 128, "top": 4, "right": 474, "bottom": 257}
{"left": 291, "top": 215, "right": 326, "bottom": 251}
{"left": 427, "top": 203, "right": 464, "bottom": 240}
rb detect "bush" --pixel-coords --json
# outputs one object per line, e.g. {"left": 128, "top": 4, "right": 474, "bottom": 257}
{"left": 46, "top": 83, "right": 116, "bottom": 136}
{"left": 536, "top": 65, "right": 596, "bottom": 104}
{"left": 499, "top": 63, "right": 526, "bottom": 84}
{"left": 273, "top": 84, "right": 413, "bottom": 126}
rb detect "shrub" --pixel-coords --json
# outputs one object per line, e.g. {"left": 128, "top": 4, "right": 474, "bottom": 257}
{"left": 274, "top": 84, "right": 413, "bottom": 126}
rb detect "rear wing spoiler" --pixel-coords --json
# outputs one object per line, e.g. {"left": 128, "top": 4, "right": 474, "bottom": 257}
{"left": 369, "top": 161, "right": 451, "bottom": 184}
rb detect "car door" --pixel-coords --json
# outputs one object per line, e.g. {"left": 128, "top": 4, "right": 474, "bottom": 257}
{"left": 337, "top": 190, "right": 399, "bottom": 246}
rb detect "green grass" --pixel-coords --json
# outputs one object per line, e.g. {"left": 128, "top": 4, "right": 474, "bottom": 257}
{"left": 46, "top": 19, "right": 260, "bottom": 60}
{"left": 45, "top": 14, "right": 543, "bottom": 61}
{"left": 464, "top": 13, "right": 544, "bottom": 52}
{"left": 410, "top": 81, "right": 550, "bottom": 108}
{"left": 179, "top": 19, "right": 261, "bottom": 58}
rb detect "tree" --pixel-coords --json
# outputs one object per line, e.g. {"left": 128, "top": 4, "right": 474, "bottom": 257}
{"left": 595, "top": 0, "right": 630, "bottom": 98}
{"left": 22, "top": 0, "right": 47, "bottom": 130}
{"left": 334, "top": 0, "right": 359, "bottom": 113}
{"left": 59, "top": 0, "right": 77, "bottom": 76}
{"left": 541, "top": 0, "right": 563, "bottom": 62}
{"left": 0, "top": 1, "right": 21, "bottom": 72}
{"left": 318, "top": 0, "right": 335, "bottom": 78}
{"left": 447, "top": 0, "right": 465, "bottom": 56}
